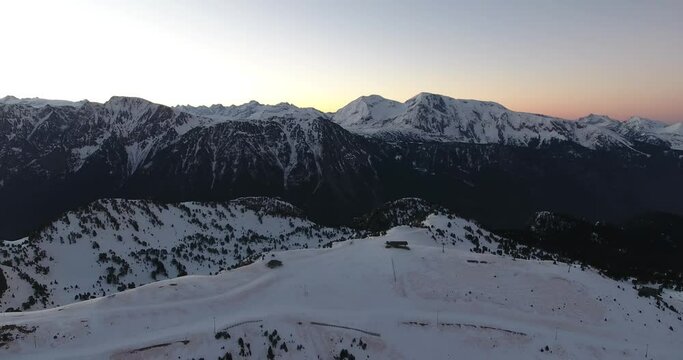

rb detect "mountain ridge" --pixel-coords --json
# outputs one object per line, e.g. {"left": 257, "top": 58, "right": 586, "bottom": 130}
{"left": 1, "top": 93, "right": 682, "bottom": 240}
{"left": 4, "top": 92, "right": 681, "bottom": 153}
{"left": 3, "top": 93, "right": 680, "bottom": 125}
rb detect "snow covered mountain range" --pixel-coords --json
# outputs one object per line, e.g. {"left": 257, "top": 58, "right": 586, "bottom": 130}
{"left": 3, "top": 93, "right": 681, "bottom": 152}
{"left": 1, "top": 93, "right": 682, "bottom": 240}
{"left": 331, "top": 92, "right": 683, "bottom": 149}
{"left": 0, "top": 95, "right": 379, "bottom": 239}
{"left": 577, "top": 113, "right": 683, "bottom": 150}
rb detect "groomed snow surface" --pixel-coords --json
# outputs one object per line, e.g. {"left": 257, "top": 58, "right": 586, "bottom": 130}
{"left": 1, "top": 214, "right": 681, "bottom": 359}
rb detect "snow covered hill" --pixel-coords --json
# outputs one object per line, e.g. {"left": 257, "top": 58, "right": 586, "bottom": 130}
{"left": 0, "top": 197, "right": 356, "bottom": 312}
{"left": 0, "top": 214, "right": 681, "bottom": 359}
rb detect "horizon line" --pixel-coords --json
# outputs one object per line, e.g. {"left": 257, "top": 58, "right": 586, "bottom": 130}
{"left": 1, "top": 93, "right": 680, "bottom": 124}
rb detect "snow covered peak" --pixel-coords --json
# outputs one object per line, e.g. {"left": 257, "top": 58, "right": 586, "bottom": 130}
{"left": 0, "top": 95, "right": 86, "bottom": 108}
{"left": 331, "top": 95, "right": 404, "bottom": 128}
{"left": 574, "top": 115, "right": 683, "bottom": 150}
{"left": 104, "top": 96, "right": 158, "bottom": 113}
{"left": 0, "top": 95, "right": 19, "bottom": 102}
{"left": 662, "top": 122, "right": 683, "bottom": 135}
{"left": 610, "top": 116, "right": 683, "bottom": 149}
{"left": 407, "top": 92, "right": 508, "bottom": 113}
{"left": 349, "top": 94, "right": 399, "bottom": 110}
{"left": 625, "top": 116, "right": 667, "bottom": 132}
{"left": 176, "top": 100, "right": 327, "bottom": 122}
{"left": 333, "top": 92, "right": 531, "bottom": 138}
{"left": 99, "top": 96, "right": 171, "bottom": 137}
{"left": 577, "top": 114, "right": 619, "bottom": 126}
{"left": 332, "top": 93, "right": 510, "bottom": 132}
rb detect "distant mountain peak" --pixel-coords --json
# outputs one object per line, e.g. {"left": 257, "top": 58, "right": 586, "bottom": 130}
{"left": 175, "top": 99, "right": 327, "bottom": 122}
{"left": 0, "top": 95, "right": 87, "bottom": 108}
{"left": 579, "top": 113, "right": 617, "bottom": 122}
{"left": 576, "top": 114, "right": 622, "bottom": 131}
{"left": 625, "top": 116, "right": 666, "bottom": 129}
{"left": 356, "top": 94, "right": 393, "bottom": 103}
{"left": 663, "top": 122, "right": 683, "bottom": 135}
{"left": 105, "top": 95, "right": 154, "bottom": 105}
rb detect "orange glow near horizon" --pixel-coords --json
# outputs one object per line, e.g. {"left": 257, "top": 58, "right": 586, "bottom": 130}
{"left": 0, "top": 1, "right": 681, "bottom": 123}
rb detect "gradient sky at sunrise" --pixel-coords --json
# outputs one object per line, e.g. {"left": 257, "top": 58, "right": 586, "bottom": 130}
{"left": 1, "top": 0, "right": 682, "bottom": 122}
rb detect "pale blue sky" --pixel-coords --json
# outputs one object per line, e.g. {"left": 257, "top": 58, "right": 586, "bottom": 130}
{"left": 1, "top": 0, "right": 681, "bottom": 121}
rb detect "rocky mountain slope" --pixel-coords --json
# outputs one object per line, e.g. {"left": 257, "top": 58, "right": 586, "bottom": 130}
{"left": 0, "top": 96, "right": 380, "bottom": 239}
